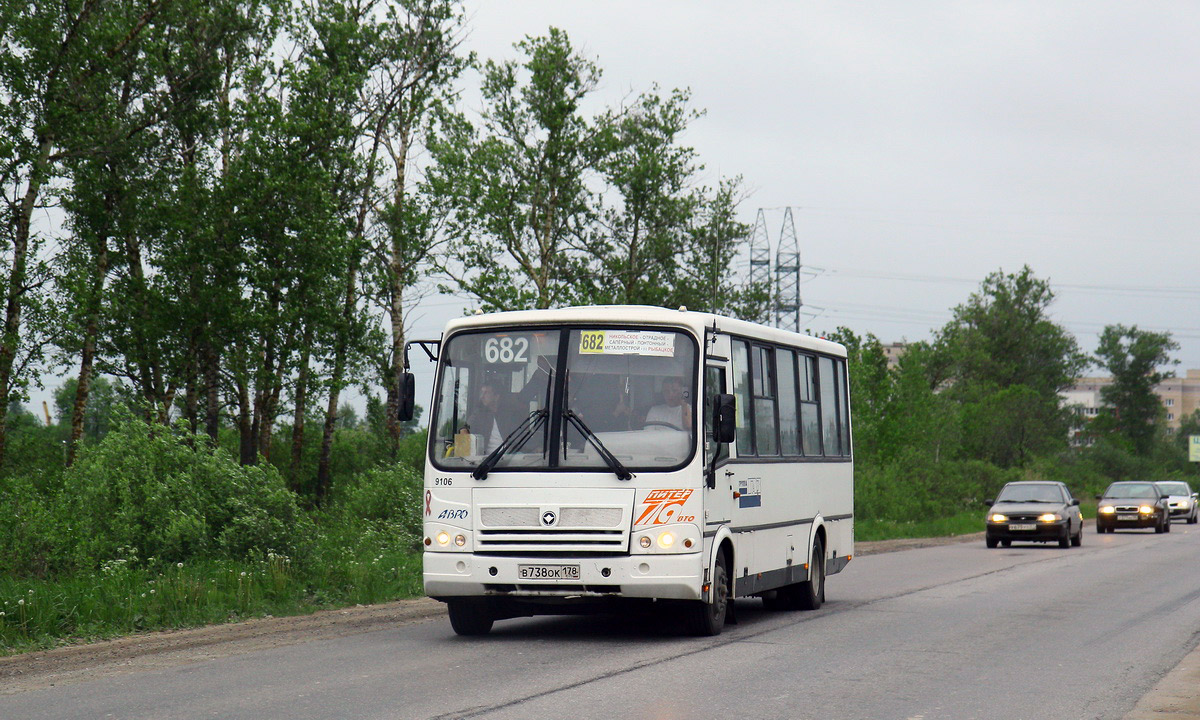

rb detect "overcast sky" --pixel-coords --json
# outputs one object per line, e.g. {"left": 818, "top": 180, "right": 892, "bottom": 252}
{"left": 407, "top": 0, "right": 1200, "bottom": 377}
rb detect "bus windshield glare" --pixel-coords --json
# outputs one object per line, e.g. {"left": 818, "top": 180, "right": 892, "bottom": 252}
{"left": 430, "top": 327, "right": 698, "bottom": 472}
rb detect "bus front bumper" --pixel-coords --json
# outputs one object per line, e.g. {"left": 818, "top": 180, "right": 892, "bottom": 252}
{"left": 424, "top": 552, "right": 703, "bottom": 601}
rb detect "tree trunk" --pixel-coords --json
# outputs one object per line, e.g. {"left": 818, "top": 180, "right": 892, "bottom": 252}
{"left": 237, "top": 376, "right": 255, "bottom": 465}
{"left": 68, "top": 230, "right": 110, "bottom": 465}
{"left": 315, "top": 375, "right": 341, "bottom": 503}
{"left": 183, "top": 379, "right": 198, "bottom": 433}
{"left": 290, "top": 326, "right": 314, "bottom": 489}
{"left": 204, "top": 339, "right": 220, "bottom": 441}
{"left": 317, "top": 237, "right": 366, "bottom": 501}
{"left": 316, "top": 267, "right": 356, "bottom": 501}
{"left": 0, "top": 137, "right": 52, "bottom": 465}
{"left": 386, "top": 129, "right": 412, "bottom": 456}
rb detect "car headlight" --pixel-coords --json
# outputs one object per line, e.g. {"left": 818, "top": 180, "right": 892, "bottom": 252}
{"left": 1038, "top": 513, "right": 1061, "bottom": 522}
{"left": 1099, "top": 506, "right": 1115, "bottom": 514}
{"left": 990, "top": 513, "right": 1008, "bottom": 523}
{"left": 1139, "top": 505, "right": 1154, "bottom": 514}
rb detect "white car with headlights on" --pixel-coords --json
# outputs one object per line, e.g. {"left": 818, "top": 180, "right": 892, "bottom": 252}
{"left": 1156, "top": 480, "right": 1199, "bottom": 524}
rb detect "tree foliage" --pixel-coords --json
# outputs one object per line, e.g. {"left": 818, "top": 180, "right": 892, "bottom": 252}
{"left": 932, "top": 266, "right": 1087, "bottom": 467}
{"left": 1094, "top": 324, "right": 1180, "bottom": 455}
{"left": 431, "top": 29, "right": 761, "bottom": 316}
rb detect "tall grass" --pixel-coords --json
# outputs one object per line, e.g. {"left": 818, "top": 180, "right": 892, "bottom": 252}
{"left": 856, "top": 511, "right": 983, "bottom": 542}
{"left": 0, "top": 420, "right": 429, "bottom": 655}
{"left": 0, "top": 546, "right": 424, "bottom": 654}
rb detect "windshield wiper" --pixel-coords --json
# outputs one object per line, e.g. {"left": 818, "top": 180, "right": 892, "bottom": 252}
{"left": 472, "top": 409, "right": 549, "bottom": 480}
{"left": 563, "top": 409, "right": 633, "bottom": 481}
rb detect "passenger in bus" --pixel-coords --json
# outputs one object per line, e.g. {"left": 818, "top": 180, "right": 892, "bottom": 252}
{"left": 643, "top": 376, "right": 692, "bottom": 431}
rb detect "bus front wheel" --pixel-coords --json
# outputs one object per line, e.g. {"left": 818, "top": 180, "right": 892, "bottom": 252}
{"left": 447, "top": 599, "right": 494, "bottom": 636}
{"left": 796, "top": 537, "right": 825, "bottom": 611}
{"left": 688, "top": 553, "right": 729, "bottom": 636}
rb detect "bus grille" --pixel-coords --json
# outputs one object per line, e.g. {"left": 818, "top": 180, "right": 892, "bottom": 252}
{"left": 476, "top": 505, "right": 628, "bottom": 552}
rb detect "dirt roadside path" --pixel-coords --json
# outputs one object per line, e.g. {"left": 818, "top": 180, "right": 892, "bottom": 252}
{"left": 4, "top": 530, "right": 1195, "bottom": 718}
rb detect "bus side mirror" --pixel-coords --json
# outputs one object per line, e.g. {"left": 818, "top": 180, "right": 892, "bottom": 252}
{"left": 715, "top": 393, "right": 737, "bottom": 444}
{"left": 398, "top": 372, "right": 416, "bottom": 421}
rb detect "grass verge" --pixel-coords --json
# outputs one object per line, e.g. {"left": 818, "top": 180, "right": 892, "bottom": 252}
{"left": 4, "top": 506, "right": 1091, "bottom": 655}
{"left": 855, "top": 511, "right": 984, "bottom": 542}
{"left": 0, "top": 551, "right": 423, "bottom": 656}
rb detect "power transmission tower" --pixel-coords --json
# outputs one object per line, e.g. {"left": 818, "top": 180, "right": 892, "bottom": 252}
{"left": 775, "top": 207, "right": 801, "bottom": 333}
{"left": 748, "top": 209, "right": 772, "bottom": 321}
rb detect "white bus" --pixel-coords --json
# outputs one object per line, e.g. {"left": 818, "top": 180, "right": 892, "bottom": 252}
{"left": 400, "top": 305, "right": 853, "bottom": 636}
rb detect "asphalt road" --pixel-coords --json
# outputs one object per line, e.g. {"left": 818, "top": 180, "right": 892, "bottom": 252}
{"left": 3, "top": 524, "right": 1200, "bottom": 720}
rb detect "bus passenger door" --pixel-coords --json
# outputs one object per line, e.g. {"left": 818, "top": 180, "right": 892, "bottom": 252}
{"left": 702, "top": 361, "right": 734, "bottom": 557}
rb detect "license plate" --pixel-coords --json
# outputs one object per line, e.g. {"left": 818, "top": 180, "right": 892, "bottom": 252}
{"left": 1117, "top": 514, "right": 1138, "bottom": 521}
{"left": 518, "top": 564, "right": 580, "bottom": 580}
{"left": 1008, "top": 523, "right": 1036, "bottom": 531}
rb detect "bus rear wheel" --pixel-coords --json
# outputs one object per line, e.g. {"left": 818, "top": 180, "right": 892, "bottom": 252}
{"left": 688, "top": 553, "right": 729, "bottom": 636}
{"left": 447, "top": 599, "right": 494, "bottom": 636}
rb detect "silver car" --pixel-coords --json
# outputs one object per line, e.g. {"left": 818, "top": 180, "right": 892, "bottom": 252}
{"left": 1156, "top": 481, "right": 1199, "bottom": 524}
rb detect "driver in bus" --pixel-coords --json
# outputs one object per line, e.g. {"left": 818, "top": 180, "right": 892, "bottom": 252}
{"left": 643, "top": 376, "right": 692, "bottom": 431}
{"left": 461, "top": 379, "right": 517, "bottom": 453}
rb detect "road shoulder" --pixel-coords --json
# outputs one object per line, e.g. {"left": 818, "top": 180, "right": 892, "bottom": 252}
{"left": 1123, "top": 630, "right": 1200, "bottom": 719}
{"left": 0, "top": 597, "right": 442, "bottom": 695}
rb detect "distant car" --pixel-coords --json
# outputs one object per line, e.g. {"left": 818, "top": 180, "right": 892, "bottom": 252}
{"left": 1155, "top": 480, "right": 1199, "bottom": 524}
{"left": 985, "top": 481, "right": 1083, "bottom": 549}
{"left": 1095, "top": 481, "right": 1171, "bottom": 534}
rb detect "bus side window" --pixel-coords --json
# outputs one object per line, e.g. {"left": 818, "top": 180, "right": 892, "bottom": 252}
{"left": 777, "top": 350, "right": 800, "bottom": 456}
{"left": 731, "top": 340, "right": 754, "bottom": 456}
{"left": 752, "top": 345, "right": 778, "bottom": 456}
{"left": 836, "top": 358, "right": 850, "bottom": 456}
{"left": 819, "top": 356, "right": 840, "bottom": 456}
{"left": 798, "top": 354, "right": 820, "bottom": 456}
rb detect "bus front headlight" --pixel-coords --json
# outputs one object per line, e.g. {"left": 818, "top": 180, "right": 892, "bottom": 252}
{"left": 426, "top": 524, "right": 472, "bottom": 552}
{"left": 633, "top": 525, "right": 699, "bottom": 555}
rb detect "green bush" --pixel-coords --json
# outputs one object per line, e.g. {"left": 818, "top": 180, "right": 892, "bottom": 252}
{"left": 396, "top": 429, "right": 428, "bottom": 475}
{"left": 328, "top": 465, "right": 422, "bottom": 547}
{"left": 0, "top": 473, "right": 67, "bottom": 577}
{"left": 855, "top": 454, "right": 1021, "bottom": 523}
{"left": 62, "top": 418, "right": 312, "bottom": 569}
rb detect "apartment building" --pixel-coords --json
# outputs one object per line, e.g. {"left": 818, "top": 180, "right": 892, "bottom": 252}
{"left": 1061, "top": 368, "right": 1200, "bottom": 431}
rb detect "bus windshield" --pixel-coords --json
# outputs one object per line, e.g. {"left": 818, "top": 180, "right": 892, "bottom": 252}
{"left": 430, "top": 326, "right": 698, "bottom": 472}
